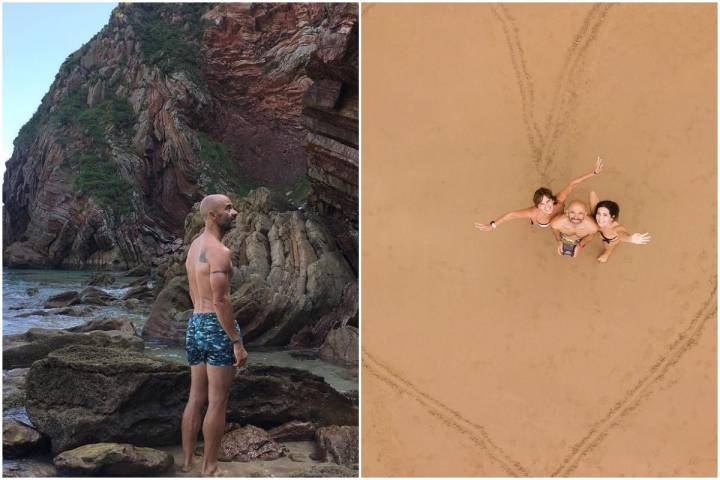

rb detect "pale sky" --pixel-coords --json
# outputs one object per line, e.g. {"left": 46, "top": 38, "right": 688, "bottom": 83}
{"left": 2, "top": 2, "right": 117, "bottom": 178}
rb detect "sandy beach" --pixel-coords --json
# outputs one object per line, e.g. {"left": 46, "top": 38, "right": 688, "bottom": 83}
{"left": 361, "top": 3, "right": 716, "bottom": 476}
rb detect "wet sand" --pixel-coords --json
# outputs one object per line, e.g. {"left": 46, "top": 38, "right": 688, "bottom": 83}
{"left": 361, "top": 3, "right": 716, "bottom": 477}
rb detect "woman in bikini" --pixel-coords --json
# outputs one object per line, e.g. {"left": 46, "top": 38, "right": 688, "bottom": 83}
{"left": 589, "top": 191, "right": 651, "bottom": 263}
{"left": 474, "top": 157, "right": 603, "bottom": 232}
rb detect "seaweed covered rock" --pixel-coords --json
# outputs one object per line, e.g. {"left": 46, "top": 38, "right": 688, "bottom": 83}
{"left": 3, "top": 328, "right": 143, "bottom": 370}
{"left": 25, "top": 346, "right": 188, "bottom": 453}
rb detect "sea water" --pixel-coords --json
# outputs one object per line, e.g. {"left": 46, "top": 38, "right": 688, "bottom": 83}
{"left": 2, "top": 269, "right": 357, "bottom": 393}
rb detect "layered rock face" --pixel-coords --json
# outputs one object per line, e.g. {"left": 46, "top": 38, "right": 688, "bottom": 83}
{"left": 143, "top": 188, "right": 356, "bottom": 347}
{"left": 302, "top": 4, "right": 358, "bottom": 274}
{"left": 3, "top": 3, "right": 357, "bottom": 270}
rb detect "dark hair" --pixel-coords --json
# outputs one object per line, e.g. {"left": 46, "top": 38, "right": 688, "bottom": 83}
{"left": 594, "top": 200, "right": 620, "bottom": 219}
{"left": 533, "top": 187, "right": 556, "bottom": 206}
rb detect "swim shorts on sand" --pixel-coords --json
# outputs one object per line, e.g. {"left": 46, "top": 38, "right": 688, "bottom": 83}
{"left": 560, "top": 232, "right": 580, "bottom": 257}
{"left": 185, "top": 312, "right": 240, "bottom": 367}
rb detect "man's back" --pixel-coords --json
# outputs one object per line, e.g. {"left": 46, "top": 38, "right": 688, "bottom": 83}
{"left": 186, "top": 233, "right": 230, "bottom": 313}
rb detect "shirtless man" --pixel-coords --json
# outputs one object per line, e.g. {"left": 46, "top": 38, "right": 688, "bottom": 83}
{"left": 181, "top": 194, "right": 248, "bottom": 476}
{"left": 550, "top": 200, "right": 598, "bottom": 258}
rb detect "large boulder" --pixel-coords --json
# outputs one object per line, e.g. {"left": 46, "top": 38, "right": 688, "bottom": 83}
{"left": 78, "top": 287, "right": 116, "bottom": 306}
{"left": 3, "top": 419, "right": 47, "bottom": 458}
{"left": 25, "top": 346, "right": 188, "bottom": 453}
{"left": 141, "top": 276, "right": 192, "bottom": 342}
{"left": 85, "top": 273, "right": 115, "bottom": 287}
{"left": 3, "top": 328, "right": 144, "bottom": 370}
{"left": 319, "top": 326, "right": 358, "bottom": 366}
{"left": 143, "top": 188, "right": 356, "bottom": 347}
{"left": 218, "top": 425, "right": 283, "bottom": 462}
{"left": 43, "top": 291, "right": 81, "bottom": 308}
{"left": 314, "top": 426, "right": 358, "bottom": 467}
{"left": 54, "top": 443, "right": 174, "bottom": 476}
{"left": 227, "top": 366, "right": 357, "bottom": 427}
{"left": 66, "top": 316, "right": 137, "bottom": 335}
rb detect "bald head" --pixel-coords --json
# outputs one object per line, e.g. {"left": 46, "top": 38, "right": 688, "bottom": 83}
{"left": 566, "top": 200, "right": 588, "bottom": 225}
{"left": 200, "top": 194, "right": 230, "bottom": 220}
{"left": 567, "top": 200, "right": 587, "bottom": 214}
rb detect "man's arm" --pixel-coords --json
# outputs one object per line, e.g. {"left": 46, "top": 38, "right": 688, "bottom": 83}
{"left": 185, "top": 258, "right": 196, "bottom": 308}
{"left": 209, "top": 248, "right": 247, "bottom": 367}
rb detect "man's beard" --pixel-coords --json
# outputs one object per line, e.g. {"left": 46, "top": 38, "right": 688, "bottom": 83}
{"left": 218, "top": 216, "right": 234, "bottom": 232}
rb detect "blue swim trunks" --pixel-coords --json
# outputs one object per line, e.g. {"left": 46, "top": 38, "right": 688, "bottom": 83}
{"left": 185, "top": 312, "right": 240, "bottom": 367}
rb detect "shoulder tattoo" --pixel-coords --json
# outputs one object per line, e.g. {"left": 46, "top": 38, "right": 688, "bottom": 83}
{"left": 199, "top": 250, "right": 207, "bottom": 263}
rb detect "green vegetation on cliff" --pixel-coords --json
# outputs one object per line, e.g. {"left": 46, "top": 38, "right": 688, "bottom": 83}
{"left": 131, "top": 3, "right": 212, "bottom": 81}
{"left": 54, "top": 87, "right": 137, "bottom": 219}
{"left": 70, "top": 152, "right": 134, "bottom": 216}
{"left": 54, "top": 87, "right": 135, "bottom": 138}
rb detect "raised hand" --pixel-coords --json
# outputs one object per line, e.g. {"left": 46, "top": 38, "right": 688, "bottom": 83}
{"left": 474, "top": 222, "right": 493, "bottom": 232}
{"left": 593, "top": 156, "right": 604, "bottom": 175}
{"left": 630, "top": 232, "right": 651, "bottom": 245}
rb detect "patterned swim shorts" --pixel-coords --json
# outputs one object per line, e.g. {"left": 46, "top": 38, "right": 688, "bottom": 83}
{"left": 185, "top": 312, "right": 240, "bottom": 367}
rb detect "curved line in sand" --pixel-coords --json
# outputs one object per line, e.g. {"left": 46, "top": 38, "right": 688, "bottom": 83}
{"left": 492, "top": 3, "right": 612, "bottom": 183}
{"left": 551, "top": 281, "right": 717, "bottom": 476}
{"left": 363, "top": 349, "right": 530, "bottom": 477}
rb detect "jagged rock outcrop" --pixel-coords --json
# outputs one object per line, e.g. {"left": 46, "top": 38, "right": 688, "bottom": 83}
{"left": 3, "top": 3, "right": 358, "bottom": 270}
{"left": 143, "top": 187, "right": 355, "bottom": 347}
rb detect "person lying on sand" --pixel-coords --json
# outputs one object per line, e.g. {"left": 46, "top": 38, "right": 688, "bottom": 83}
{"left": 589, "top": 191, "right": 651, "bottom": 263}
{"left": 550, "top": 200, "right": 598, "bottom": 258}
{"left": 474, "top": 157, "right": 603, "bottom": 232}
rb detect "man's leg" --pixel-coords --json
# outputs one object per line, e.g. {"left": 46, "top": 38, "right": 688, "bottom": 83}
{"left": 181, "top": 364, "right": 209, "bottom": 472}
{"left": 200, "top": 365, "right": 235, "bottom": 476}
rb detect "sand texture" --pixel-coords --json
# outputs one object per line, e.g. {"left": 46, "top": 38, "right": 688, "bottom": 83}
{"left": 361, "top": 3, "right": 716, "bottom": 477}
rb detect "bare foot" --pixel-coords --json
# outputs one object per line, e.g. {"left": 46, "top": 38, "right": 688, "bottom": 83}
{"left": 181, "top": 462, "right": 194, "bottom": 473}
{"left": 201, "top": 466, "right": 229, "bottom": 477}
{"left": 597, "top": 254, "right": 609, "bottom": 263}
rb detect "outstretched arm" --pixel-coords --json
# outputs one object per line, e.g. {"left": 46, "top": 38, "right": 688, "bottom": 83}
{"left": 556, "top": 156, "right": 603, "bottom": 203}
{"left": 474, "top": 207, "right": 534, "bottom": 231}
{"left": 617, "top": 227, "right": 651, "bottom": 245}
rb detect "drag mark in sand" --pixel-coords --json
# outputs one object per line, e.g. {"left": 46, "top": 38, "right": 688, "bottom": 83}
{"left": 491, "top": 4, "right": 545, "bottom": 169}
{"left": 492, "top": 3, "right": 612, "bottom": 182}
{"left": 363, "top": 349, "right": 529, "bottom": 477}
{"left": 541, "top": 3, "right": 612, "bottom": 176}
{"left": 551, "top": 281, "right": 717, "bottom": 476}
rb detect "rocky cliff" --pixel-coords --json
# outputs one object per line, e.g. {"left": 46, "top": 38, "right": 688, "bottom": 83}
{"left": 3, "top": 3, "right": 358, "bottom": 271}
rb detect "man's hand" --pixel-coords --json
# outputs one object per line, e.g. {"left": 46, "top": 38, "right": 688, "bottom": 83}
{"left": 233, "top": 343, "right": 248, "bottom": 368}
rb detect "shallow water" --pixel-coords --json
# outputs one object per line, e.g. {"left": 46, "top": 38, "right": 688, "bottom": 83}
{"left": 3, "top": 269, "right": 357, "bottom": 393}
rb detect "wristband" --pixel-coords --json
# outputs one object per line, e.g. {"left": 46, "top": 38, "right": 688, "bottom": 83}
{"left": 490, "top": 221, "right": 497, "bottom": 229}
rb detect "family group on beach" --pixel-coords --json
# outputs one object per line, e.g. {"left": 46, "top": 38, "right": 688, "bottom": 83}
{"left": 475, "top": 157, "right": 651, "bottom": 262}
